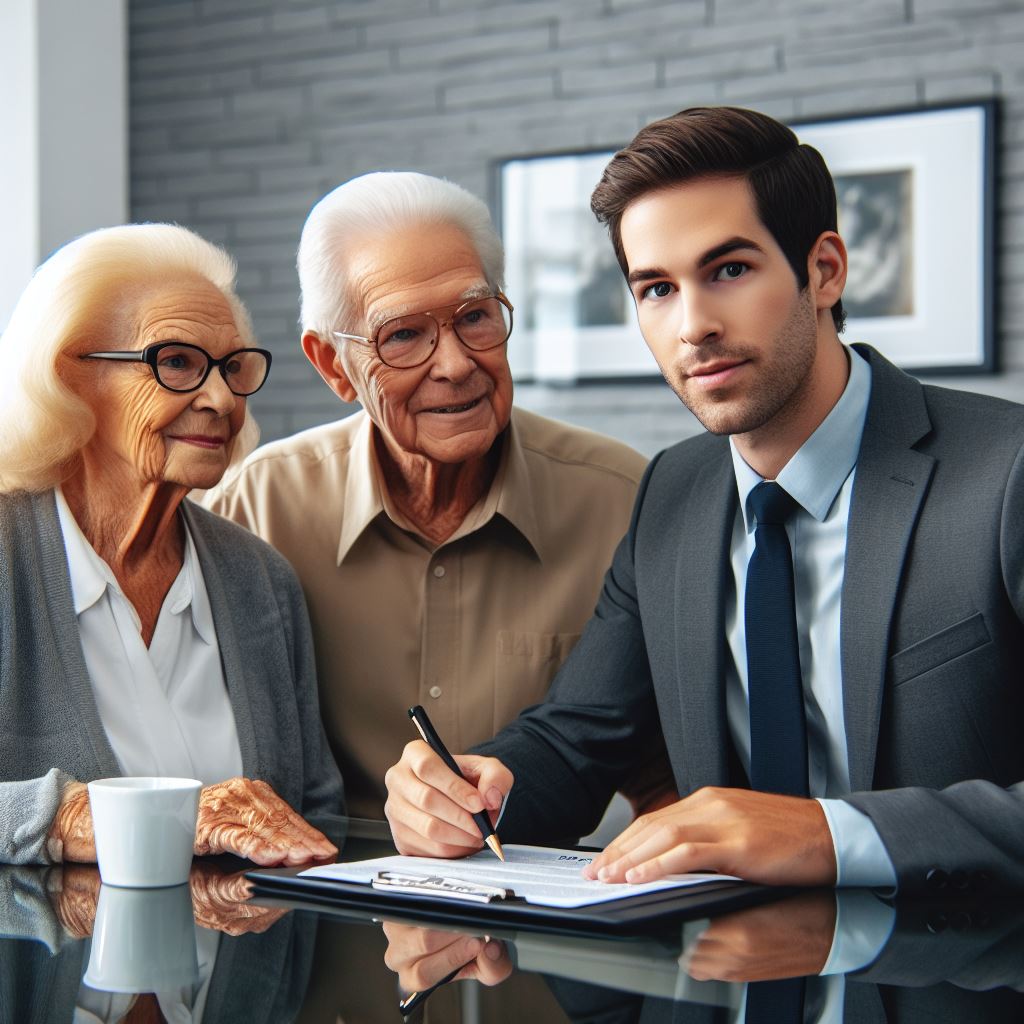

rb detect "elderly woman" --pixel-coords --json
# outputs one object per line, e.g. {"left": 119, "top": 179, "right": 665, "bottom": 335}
{"left": 0, "top": 223, "right": 343, "bottom": 867}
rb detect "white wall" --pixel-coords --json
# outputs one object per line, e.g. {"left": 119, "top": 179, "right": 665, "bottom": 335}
{"left": 0, "top": 0, "right": 127, "bottom": 332}
{"left": 0, "top": 2, "right": 39, "bottom": 333}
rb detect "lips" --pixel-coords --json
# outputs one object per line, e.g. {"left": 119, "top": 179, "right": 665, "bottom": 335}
{"left": 687, "top": 358, "right": 746, "bottom": 379}
{"left": 685, "top": 358, "right": 749, "bottom": 389}
{"left": 168, "top": 434, "right": 228, "bottom": 449}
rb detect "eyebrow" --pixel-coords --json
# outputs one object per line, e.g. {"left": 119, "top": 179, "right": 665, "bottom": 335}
{"left": 365, "top": 283, "right": 493, "bottom": 335}
{"left": 626, "top": 236, "right": 766, "bottom": 287}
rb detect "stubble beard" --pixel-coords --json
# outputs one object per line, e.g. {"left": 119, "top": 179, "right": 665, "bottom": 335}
{"left": 664, "top": 291, "right": 820, "bottom": 438}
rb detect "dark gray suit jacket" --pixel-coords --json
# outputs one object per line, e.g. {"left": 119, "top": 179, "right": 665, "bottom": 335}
{"left": 476, "top": 345, "right": 1024, "bottom": 894}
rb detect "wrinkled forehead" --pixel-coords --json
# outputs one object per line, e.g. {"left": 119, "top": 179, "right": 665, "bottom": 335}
{"left": 346, "top": 222, "right": 490, "bottom": 333}
{"left": 85, "top": 273, "right": 245, "bottom": 351}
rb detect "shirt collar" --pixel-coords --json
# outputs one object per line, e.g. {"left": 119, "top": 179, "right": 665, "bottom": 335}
{"left": 56, "top": 487, "right": 114, "bottom": 616}
{"left": 730, "top": 345, "right": 872, "bottom": 531}
{"left": 336, "top": 413, "right": 387, "bottom": 564}
{"left": 55, "top": 486, "right": 216, "bottom": 644}
{"left": 336, "top": 408, "right": 545, "bottom": 563}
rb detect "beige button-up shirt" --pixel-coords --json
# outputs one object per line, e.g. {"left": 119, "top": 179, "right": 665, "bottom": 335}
{"left": 203, "top": 407, "right": 648, "bottom": 818}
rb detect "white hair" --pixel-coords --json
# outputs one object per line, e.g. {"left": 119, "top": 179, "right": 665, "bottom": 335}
{"left": 0, "top": 223, "right": 260, "bottom": 494}
{"left": 298, "top": 171, "right": 505, "bottom": 341}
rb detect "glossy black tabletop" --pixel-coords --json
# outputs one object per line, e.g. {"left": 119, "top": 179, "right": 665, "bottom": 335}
{"left": 2, "top": 817, "right": 1022, "bottom": 1023}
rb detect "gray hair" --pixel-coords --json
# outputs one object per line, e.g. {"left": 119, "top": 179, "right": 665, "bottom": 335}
{"left": 0, "top": 223, "right": 260, "bottom": 494}
{"left": 298, "top": 171, "right": 505, "bottom": 341}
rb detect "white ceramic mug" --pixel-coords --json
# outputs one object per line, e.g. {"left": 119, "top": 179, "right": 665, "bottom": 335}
{"left": 83, "top": 883, "right": 199, "bottom": 993}
{"left": 87, "top": 777, "right": 202, "bottom": 888}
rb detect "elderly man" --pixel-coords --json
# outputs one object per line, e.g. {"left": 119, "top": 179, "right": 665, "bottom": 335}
{"left": 204, "top": 171, "right": 669, "bottom": 821}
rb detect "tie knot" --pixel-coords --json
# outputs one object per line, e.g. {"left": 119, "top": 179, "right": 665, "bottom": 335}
{"left": 748, "top": 481, "right": 795, "bottom": 526}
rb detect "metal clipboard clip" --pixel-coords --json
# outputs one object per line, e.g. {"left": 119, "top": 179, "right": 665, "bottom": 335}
{"left": 372, "top": 870, "right": 513, "bottom": 903}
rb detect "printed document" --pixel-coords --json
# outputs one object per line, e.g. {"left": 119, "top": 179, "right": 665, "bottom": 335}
{"left": 299, "top": 844, "right": 736, "bottom": 908}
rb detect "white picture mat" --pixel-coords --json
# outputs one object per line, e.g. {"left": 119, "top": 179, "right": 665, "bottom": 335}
{"left": 796, "top": 105, "right": 988, "bottom": 370}
{"left": 502, "top": 153, "right": 655, "bottom": 383}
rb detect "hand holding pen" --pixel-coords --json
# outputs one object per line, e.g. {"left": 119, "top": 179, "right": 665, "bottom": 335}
{"left": 407, "top": 705, "right": 505, "bottom": 860}
{"left": 383, "top": 922, "right": 513, "bottom": 1016}
{"left": 384, "top": 707, "right": 513, "bottom": 860}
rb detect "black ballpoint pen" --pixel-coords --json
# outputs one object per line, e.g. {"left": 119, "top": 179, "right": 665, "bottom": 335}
{"left": 407, "top": 704, "right": 505, "bottom": 861}
{"left": 398, "top": 963, "right": 461, "bottom": 1016}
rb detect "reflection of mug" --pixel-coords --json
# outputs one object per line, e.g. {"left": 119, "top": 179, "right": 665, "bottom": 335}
{"left": 83, "top": 883, "right": 199, "bottom": 993}
{"left": 88, "top": 777, "right": 201, "bottom": 888}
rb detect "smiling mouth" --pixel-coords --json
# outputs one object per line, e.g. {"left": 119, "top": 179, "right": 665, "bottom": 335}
{"left": 170, "top": 435, "right": 228, "bottom": 449}
{"left": 424, "top": 397, "right": 483, "bottom": 414}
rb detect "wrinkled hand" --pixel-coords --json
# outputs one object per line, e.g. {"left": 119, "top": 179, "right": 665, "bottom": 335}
{"left": 384, "top": 741, "right": 512, "bottom": 858}
{"left": 193, "top": 777, "right": 337, "bottom": 866}
{"left": 382, "top": 922, "right": 513, "bottom": 993}
{"left": 685, "top": 890, "right": 837, "bottom": 982}
{"left": 51, "top": 863, "right": 103, "bottom": 939}
{"left": 188, "top": 860, "right": 289, "bottom": 936}
{"left": 49, "top": 861, "right": 288, "bottom": 939}
{"left": 48, "top": 782, "right": 96, "bottom": 863}
{"left": 582, "top": 787, "right": 836, "bottom": 886}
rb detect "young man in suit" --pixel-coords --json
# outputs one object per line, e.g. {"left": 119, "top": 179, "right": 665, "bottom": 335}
{"left": 383, "top": 106, "right": 1024, "bottom": 895}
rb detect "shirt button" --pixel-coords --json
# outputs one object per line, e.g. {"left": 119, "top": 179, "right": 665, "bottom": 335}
{"left": 433, "top": 565, "right": 446, "bottom": 578}
{"left": 428, "top": 685, "right": 442, "bottom": 699}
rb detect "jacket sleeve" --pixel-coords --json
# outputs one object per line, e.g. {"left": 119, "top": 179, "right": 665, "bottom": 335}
{"left": 472, "top": 454, "right": 664, "bottom": 844}
{"left": 0, "top": 769, "right": 74, "bottom": 866}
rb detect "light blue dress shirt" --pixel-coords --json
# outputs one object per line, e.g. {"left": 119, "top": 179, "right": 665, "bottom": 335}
{"left": 725, "top": 346, "right": 897, "bottom": 889}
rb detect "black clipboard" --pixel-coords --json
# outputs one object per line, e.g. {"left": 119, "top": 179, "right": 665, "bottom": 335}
{"left": 246, "top": 863, "right": 786, "bottom": 937}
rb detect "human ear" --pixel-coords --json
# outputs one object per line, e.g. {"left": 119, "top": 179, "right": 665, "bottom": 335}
{"left": 807, "top": 231, "right": 847, "bottom": 311}
{"left": 301, "top": 331, "right": 358, "bottom": 403}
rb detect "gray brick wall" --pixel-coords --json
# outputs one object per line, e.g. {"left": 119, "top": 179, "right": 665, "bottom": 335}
{"left": 129, "top": 0, "right": 1024, "bottom": 456}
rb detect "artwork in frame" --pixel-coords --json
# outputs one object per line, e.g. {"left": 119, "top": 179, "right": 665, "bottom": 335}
{"left": 497, "top": 101, "right": 995, "bottom": 384}
{"left": 795, "top": 101, "right": 995, "bottom": 375}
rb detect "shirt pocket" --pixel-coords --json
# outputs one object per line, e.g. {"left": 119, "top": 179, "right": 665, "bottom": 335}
{"left": 494, "top": 630, "right": 581, "bottom": 734}
{"left": 889, "top": 611, "right": 991, "bottom": 688}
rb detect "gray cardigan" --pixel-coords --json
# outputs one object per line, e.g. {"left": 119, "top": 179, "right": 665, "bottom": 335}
{"left": 0, "top": 489, "right": 344, "bottom": 863}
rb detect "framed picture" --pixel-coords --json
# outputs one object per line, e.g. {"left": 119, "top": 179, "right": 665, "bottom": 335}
{"left": 498, "top": 148, "right": 652, "bottom": 383}
{"left": 794, "top": 101, "right": 995, "bottom": 374}
{"left": 497, "top": 100, "right": 995, "bottom": 383}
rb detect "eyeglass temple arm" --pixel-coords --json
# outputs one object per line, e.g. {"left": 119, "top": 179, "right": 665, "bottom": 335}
{"left": 79, "top": 351, "right": 146, "bottom": 361}
{"left": 332, "top": 331, "right": 373, "bottom": 345}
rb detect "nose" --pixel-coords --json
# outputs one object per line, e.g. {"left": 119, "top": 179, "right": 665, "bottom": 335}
{"left": 427, "top": 320, "right": 477, "bottom": 382}
{"left": 676, "top": 288, "right": 723, "bottom": 347}
{"left": 191, "top": 367, "right": 238, "bottom": 416}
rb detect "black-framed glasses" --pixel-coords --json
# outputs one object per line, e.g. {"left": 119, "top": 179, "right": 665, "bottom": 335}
{"left": 333, "top": 292, "right": 514, "bottom": 369}
{"left": 80, "top": 342, "right": 273, "bottom": 396}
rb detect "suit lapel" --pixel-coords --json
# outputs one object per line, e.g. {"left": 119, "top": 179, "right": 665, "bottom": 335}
{"left": 673, "top": 446, "right": 737, "bottom": 791}
{"left": 841, "top": 346, "right": 935, "bottom": 792}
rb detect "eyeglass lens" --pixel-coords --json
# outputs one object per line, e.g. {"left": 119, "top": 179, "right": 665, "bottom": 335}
{"left": 155, "top": 344, "right": 268, "bottom": 395}
{"left": 377, "top": 297, "right": 511, "bottom": 368}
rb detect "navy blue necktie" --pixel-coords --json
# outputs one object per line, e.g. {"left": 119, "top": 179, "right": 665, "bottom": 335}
{"left": 745, "top": 481, "right": 808, "bottom": 798}
{"left": 744, "top": 482, "right": 808, "bottom": 1024}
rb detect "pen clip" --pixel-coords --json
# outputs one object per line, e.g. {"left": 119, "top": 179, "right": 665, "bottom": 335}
{"left": 372, "top": 871, "right": 513, "bottom": 903}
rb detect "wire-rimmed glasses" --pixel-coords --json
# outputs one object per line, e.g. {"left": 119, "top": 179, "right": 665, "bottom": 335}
{"left": 333, "top": 293, "right": 514, "bottom": 369}
{"left": 80, "top": 341, "right": 273, "bottom": 396}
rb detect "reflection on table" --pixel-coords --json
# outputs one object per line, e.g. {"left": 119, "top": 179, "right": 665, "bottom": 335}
{"left": 0, "top": 858, "right": 315, "bottom": 1024}
{"left": 1, "top": 817, "right": 1022, "bottom": 1023}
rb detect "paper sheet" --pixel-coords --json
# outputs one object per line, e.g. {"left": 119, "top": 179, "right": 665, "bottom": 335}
{"left": 299, "top": 844, "right": 736, "bottom": 908}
